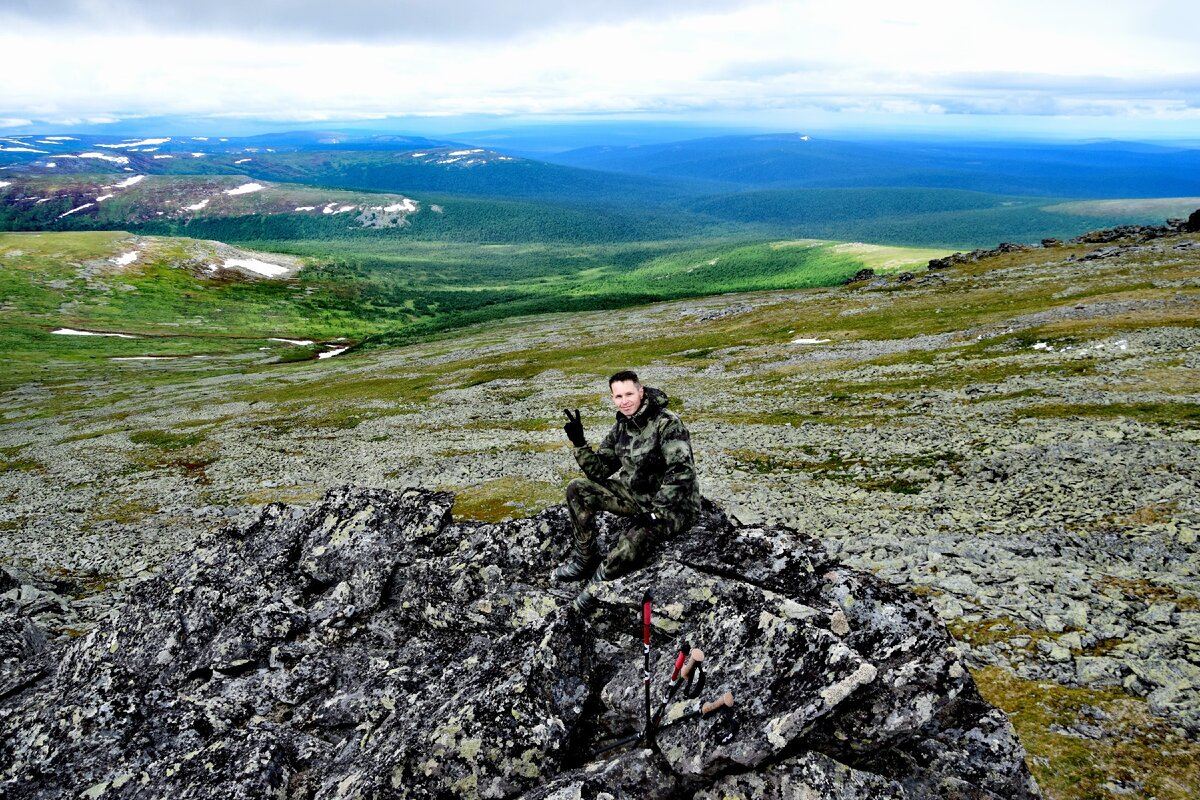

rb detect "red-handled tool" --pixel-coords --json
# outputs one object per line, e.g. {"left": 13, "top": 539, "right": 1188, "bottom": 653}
{"left": 641, "top": 591, "right": 652, "bottom": 741}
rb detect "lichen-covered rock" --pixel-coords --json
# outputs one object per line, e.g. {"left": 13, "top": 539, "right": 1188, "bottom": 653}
{"left": 0, "top": 487, "right": 1040, "bottom": 799}
{"left": 0, "top": 612, "right": 46, "bottom": 667}
{"left": 516, "top": 747, "right": 679, "bottom": 800}
{"left": 692, "top": 751, "right": 908, "bottom": 800}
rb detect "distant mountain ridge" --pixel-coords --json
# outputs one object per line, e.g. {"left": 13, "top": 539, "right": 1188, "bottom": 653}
{"left": 546, "top": 133, "right": 1200, "bottom": 198}
{"left": 0, "top": 130, "right": 461, "bottom": 156}
{"left": 5, "top": 129, "right": 1200, "bottom": 248}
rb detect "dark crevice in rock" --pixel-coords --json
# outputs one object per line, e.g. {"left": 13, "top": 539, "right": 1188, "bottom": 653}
{"left": 678, "top": 557, "right": 837, "bottom": 614}
{"left": 185, "top": 665, "right": 214, "bottom": 684}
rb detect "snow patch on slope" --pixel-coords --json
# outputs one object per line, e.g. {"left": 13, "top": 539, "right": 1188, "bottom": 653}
{"left": 223, "top": 183, "right": 265, "bottom": 196}
{"left": 52, "top": 328, "right": 136, "bottom": 338}
{"left": 220, "top": 258, "right": 290, "bottom": 277}
{"left": 78, "top": 152, "right": 130, "bottom": 164}
{"left": 58, "top": 203, "right": 94, "bottom": 219}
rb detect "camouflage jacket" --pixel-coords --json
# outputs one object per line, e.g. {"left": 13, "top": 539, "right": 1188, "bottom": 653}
{"left": 574, "top": 386, "right": 702, "bottom": 532}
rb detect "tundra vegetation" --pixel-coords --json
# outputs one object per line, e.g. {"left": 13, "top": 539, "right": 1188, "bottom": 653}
{"left": 2, "top": 133, "right": 1199, "bottom": 797}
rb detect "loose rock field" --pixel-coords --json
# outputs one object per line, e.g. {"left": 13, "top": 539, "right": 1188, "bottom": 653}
{"left": 3, "top": 229, "right": 1200, "bottom": 797}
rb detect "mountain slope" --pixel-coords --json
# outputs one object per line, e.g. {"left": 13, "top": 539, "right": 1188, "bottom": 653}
{"left": 0, "top": 173, "right": 711, "bottom": 244}
{"left": 2, "top": 219, "right": 1198, "bottom": 800}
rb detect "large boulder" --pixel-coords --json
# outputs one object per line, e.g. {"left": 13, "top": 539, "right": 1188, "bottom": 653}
{"left": 0, "top": 487, "right": 1040, "bottom": 799}
{"left": 1186, "top": 208, "right": 1200, "bottom": 233}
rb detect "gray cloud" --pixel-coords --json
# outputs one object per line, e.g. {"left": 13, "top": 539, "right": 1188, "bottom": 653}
{"left": 1, "top": 0, "right": 753, "bottom": 42}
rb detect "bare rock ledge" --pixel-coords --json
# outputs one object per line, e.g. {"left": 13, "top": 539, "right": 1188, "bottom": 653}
{"left": 0, "top": 486, "right": 1040, "bottom": 799}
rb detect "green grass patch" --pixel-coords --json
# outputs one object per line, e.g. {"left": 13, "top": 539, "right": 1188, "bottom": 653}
{"left": 129, "top": 429, "right": 206, "bottom": 450}
{"left": 0, "top": 456, "right": 45, "bottom": 472}
{"left": 975, "top": 666, "right": 1200, "bottom": 800}
{"left": 1017, "top": 402, "right": 1200, "bottom": 428}
{"left": 275, "top": 345, "right": 323, "bottom": 364}
{"left": 46, "top": 566, "right": 124, "bottom": 598}
{"left": 88, "top": 497, "right": 158, "bottom": 525}
{"left": 0, "top": 446, "right": 43, "bottom": 472}
{"left": 56, "top": 428, "right": 127, "bottom": 444}
{"left": 237, "top": 373, "right": 443, "bottom": 407}
{"left": 449, "top": 476, "right": 564, "bottom": 523}
{"left": 962, "top": 388, "right": 1047, "bottom": 405}
{"left": 727, "top": 447, "right": 820, "bottom": 474}
{"left": 948, "top": 616, "right": 1056, "bottom": 649}
{"left": 124, "top": 428, "right": 219, "bottom": 480}
{"left": 729, "top": 447, "right": 961, "bottom": 494}
{"left": 461, "top": 418, "right": 557, "bottom": 432}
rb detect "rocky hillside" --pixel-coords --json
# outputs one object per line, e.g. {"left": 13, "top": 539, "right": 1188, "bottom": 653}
{"left": 2, "top": 218, "right": 1199, "bottom": 796}
{"left": 0, "top": 174, "right": 422, "bottom": 229}
{"left": 0, "top": 487, "right": 1038, "bottom": 799}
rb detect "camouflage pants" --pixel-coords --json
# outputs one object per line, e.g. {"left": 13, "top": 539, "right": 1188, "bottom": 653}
{"left": 565, "top": 477, "right": 657, "bottom": 581}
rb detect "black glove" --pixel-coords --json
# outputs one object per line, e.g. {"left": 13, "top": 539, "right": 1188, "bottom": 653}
{"left": 563, "top": 408, "right": 586, "bottom": 447}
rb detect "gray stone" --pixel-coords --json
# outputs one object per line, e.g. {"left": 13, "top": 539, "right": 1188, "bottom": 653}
{"left": 1075, "top": 656, "right": 1125, "bottom": 688}
{"left": 1064, "top": 603, "right": 1089, "bottom": 630}
{"left": 1048, "top": 645, "right": 1072, "bottom": 662}
{"left": 0, "top": 488, "right": 1041, "bottom": 799}
{"left": 692, "top": 751, "right": 908, "bottom": 799}
{"left": 1142, "top": 602, "right": 1177, "bottom": 626}
{"left": 1057, "top": 631, "right": 1084, "bottom": 651}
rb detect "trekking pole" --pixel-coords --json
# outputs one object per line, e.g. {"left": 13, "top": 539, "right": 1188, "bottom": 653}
{"left": 594, "top": 684, "right": 732, "bottom": 757}
{"left": 641, "top": 591, "right": 652, "bottom": 742}
{"left": 651, "top": 647, "right": 704, "bottom": 729}
{"left": 655, "top": 691, "right": 734, "bottom": 735}
{"left": 590, "top": 591, "right": 657, "bottom": 759}
{"left": 685, "top": 659, "right": 706, "bottom": 700}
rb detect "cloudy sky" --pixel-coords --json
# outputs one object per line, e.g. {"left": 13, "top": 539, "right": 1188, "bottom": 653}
{"left": 2, "top": 0, "right": 1199, "bottom": 138}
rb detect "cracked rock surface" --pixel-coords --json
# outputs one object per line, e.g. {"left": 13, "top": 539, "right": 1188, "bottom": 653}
{"left": 0, "top": 486, "right": 1038, "bottom": 799}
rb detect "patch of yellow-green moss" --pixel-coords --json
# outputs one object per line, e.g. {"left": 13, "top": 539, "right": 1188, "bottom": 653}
{"left": 974, "top": 666, "right": 1200, "bottom": 800}
{"left": 450, "top": 476, "right": 563, "bottom": 523}
{"left": 948, "top": 616, "right": 1056, "bottom": 650}
{"left": 87, "top": 497, "right": 158, "bottom": 525}
{"left": 46, "top": 567, "right": 123, "bottom": 599}
{"left": 1018, "top": 401, "right": 1200, "bottom": 428}
{"left": 1095, "top": 575, "right": 1200, "bottom": 612}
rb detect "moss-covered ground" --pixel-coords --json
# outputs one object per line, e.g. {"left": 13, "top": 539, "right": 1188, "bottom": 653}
{"left": 975, "top": 666, "right": 1200, "bottom": 800}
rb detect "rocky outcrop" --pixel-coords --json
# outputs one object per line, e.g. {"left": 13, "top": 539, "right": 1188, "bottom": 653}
{"left": 926, "top": 212, "right": 1200, "bottom": 270}
{"left": 1069, "top": 217, "right": 1192, "bottom": 245}
{"left": 926, "top": 241, "right": 1035, "bottom": 270}
{"left": 0, "top": 487, "right": 1040, "bottom": 799}
{"left": 842, "top": 268, "right": 876, "bottom": 285}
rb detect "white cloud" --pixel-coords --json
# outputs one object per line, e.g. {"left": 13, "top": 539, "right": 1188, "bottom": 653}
{"left": 1, "top": 1, "right": 1198, "bottom": 129}
{"left": 0, "top": 117, "right": 34, "bottom": 128}
{"left": 0, "top": 0, "right": 748, "bottom": 42}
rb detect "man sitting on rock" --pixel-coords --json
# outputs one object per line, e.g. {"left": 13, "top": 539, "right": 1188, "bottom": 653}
{"left": 557, "top": 370, "right": 702, "bottom": 613}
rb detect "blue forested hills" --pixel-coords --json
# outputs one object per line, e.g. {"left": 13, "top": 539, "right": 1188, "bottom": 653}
{"left": 547, "top": 134, "right": 1200, "bottom": 198}
{"left": 2, "top": 130, "right": 1199, "bottom": 250}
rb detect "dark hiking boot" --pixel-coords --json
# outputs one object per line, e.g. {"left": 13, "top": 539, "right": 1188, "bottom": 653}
{"left": 568, "top": 565, "right": 607, "bottom": 615}
{"left": 570, "top": 587, "right": 598, "bottom": 615}
{"left": 552, "top": 546, "right": 599, "bottom": 582}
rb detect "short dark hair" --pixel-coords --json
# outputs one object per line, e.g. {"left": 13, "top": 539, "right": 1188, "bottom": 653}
{"left": 608, "top": 370, "right": 640, "bottom": 387}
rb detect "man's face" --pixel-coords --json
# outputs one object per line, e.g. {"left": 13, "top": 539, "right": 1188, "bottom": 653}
{"left": 610, "top": 380, "right": 644, "bottom": 418}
